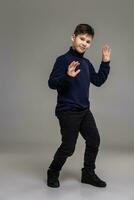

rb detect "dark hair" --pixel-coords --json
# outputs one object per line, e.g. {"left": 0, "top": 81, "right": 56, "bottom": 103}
{"left": 73, "top": 24, "right": 95, "bottom": 38}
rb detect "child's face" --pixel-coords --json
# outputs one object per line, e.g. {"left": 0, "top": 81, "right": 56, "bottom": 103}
{"left": 71, "top": 33, "right": 93, "bottom": 54}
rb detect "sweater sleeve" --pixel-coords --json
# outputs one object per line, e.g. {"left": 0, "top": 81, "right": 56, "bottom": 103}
{"left": 48, "top": 56, "right": 74, "bottom": 91}
{"left": 89, "top": 60, "right": 110, "bottom": 87}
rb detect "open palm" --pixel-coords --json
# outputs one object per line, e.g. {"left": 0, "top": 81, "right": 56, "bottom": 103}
{"left": 102, "top": 45, "right": 111, "bottom": 62}
{"left": 67, "top": 61, "right": 80, "bottom": 77}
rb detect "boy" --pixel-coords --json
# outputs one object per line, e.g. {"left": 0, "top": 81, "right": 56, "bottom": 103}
{"left": 47, "top": 24, "right": 111, "bottom": 188}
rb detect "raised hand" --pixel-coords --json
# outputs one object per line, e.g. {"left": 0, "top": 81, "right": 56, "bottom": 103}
{"left": 102, "top": 45, "right": 111, "bottom": 62}
{"left": 67, "top": 61, "right": 80, "bottom": 77}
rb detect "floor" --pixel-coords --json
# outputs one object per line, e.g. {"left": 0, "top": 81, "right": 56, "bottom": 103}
{"left": 0, "top": 144, "right": 134, "bottom": 200}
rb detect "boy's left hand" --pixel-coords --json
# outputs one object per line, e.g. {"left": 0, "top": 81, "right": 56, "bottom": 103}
{"left": 102, "top": 45, "right": 111, "bottom": 62}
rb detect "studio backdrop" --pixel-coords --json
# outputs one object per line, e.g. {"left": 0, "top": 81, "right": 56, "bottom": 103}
{"left": 0, "top": 0, "right": 134, "bottom": 150}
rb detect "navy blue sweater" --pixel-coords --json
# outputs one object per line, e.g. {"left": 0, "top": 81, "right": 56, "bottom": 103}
{"left": 48, "top": 46, "right": 110, "bottom": 116}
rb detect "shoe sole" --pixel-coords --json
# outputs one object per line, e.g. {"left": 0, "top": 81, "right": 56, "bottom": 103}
{"left": 81, "top": 180, "right": 106, "bottom": 187}
{"left": 47, "top": 182, "right": 60, "bottom": 188}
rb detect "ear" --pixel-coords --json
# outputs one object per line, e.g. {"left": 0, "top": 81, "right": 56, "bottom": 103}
{"left": 71, "top": 34, "right": 75, "bottom": 42}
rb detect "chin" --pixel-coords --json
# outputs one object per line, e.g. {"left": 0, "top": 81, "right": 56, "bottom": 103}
{"left": 79, "top": 47, "right": 86, "bottom": 53}
{"left": 77, "top": 48, "right": 84, "bottom": 53}
{"left": 80, "top": 50, "right": 86, "bottom": 54}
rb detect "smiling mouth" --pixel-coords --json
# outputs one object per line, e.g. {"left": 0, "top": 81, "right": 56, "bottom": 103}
{"left": 80, "top": 47, "right": 85, "bottom": 50}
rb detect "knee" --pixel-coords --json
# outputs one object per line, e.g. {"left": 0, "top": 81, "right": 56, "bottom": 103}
{"left": 62, "top": 145, "right": 75, "bottom": 157}
{"left": 96, "top": 134, "right": 100, "bottom": 147}
{"left": 93, "top": 129, "right": 100, "bottom": 147}
{"left": 86, "top": 134, "right": 100, "bottom": 149}
{"left": 67, "top": 151, "right": 74, "bottom": 157}
{"left": 67, "top": 146, "right": 75, "bottom": 157}
{"left": 94, "top": 135, "right": 100, "bottom": 148}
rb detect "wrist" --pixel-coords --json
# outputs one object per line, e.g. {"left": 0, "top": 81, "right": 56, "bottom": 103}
{"left": 102, "top": 58, "right": 110, "bottom": 62}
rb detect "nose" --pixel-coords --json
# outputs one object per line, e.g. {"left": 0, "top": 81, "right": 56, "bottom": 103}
{"left": 82, "top": 42, "right": 87, "bottom": 47}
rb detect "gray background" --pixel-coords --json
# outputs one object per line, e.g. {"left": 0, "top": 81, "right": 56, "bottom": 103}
{"left": 0, "top": 1, "right": 134, "bottom": 199}
{"left": 0, "top": 0, "right": 134, "bottom": 150}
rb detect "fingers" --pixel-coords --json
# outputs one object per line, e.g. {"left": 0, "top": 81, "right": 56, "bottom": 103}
{"left": 68, "top": 61, "right": 80, "bottom": 69}
{"left": 103, "top": 44, "right": 110, "bottom": 49}
{"left": 67, "top": 61, "right": 81, "bottom": 77}
{"left": 74, "top": 69, "right": 81, "bottom": 76}
{"left": 102, "top": 44, "right": 111, "bottom": 53}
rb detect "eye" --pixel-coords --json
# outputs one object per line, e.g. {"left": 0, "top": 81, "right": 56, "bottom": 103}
{"left": 80, "top": 37, "right": 84, "bottom": 41}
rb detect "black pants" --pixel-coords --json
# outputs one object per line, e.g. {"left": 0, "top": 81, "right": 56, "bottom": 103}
{"left": 49, "top": 108, "right": 100, "bottom": 172}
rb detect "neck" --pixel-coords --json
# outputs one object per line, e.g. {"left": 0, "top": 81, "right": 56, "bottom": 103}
{"left": 68, "top": 46, "right": 85, "bottom": 58}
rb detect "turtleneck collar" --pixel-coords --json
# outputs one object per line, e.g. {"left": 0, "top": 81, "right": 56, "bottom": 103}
{"left": 68, "top": 46, "right": 85, "bottom": 58}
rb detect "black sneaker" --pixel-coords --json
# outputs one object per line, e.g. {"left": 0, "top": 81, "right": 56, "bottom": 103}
{"left": 81, "top": 168, "right": 107, "bottom": 187}
{"left": 47, "top": 169, "right": 60, "bottom": 188}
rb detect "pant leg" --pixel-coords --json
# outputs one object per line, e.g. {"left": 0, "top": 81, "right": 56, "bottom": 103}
{"left": 49, "top": 111, "right": 82, "bottom": 171}
{"left": 80, "top": 109, "right": 100, "bottom": 171}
